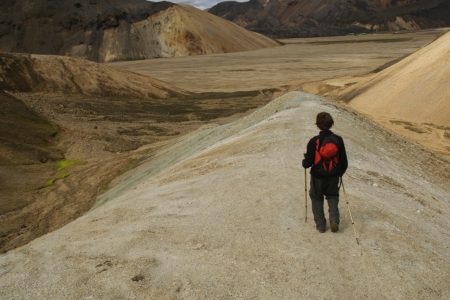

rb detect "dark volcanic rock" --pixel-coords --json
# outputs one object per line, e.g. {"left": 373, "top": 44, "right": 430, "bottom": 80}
{"left": 209, "top": 0, "right": 450, "bottom": 38}
{"left": 0, "top": 0, "right": 174, "bottom": 61}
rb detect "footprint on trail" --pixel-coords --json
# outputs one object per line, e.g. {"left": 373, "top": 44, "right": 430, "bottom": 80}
{"left": 0, "top": 263, "right": 12, "bottom": 276}
{"left": 131, "top": 274, "right": 145, "bottom": 282}
{"left": 95, "top": 260, "right": 113, "bottom": 273}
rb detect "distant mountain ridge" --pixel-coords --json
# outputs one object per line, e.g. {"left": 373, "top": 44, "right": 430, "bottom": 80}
{"left": 0, "top": 0, "right": 278, "bottom": 62}
{"left": 209, "top": 0, "right": 450, "bottom": 38}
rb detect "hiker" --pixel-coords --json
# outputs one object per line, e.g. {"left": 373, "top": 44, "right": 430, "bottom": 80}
{"left": 302, "top": 112, "right": 348, "bottom": 233}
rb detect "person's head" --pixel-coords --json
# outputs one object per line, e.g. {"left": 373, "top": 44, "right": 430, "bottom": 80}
{"left": 316, "top": 112, "right": 334, "bottom": 130}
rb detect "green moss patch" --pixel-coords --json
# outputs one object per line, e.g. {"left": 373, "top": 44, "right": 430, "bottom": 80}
{"left": 57, "top": 159, "right": 78, "bottom": 171}
{"left": 44, "top": 159, "right": 80, "bottom": 187}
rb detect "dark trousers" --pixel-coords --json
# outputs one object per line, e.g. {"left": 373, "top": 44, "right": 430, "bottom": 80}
{"left": 309, "top": 176, "right": 340, "bottom": 227}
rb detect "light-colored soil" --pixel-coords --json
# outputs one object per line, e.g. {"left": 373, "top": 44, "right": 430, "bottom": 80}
{"left": 372, "top": 117, "right": 450, "bottom": 156}
{"left": 343, "top": 31, "right": 450, "bottom": 156}
{"left": 296, "top": 30, "right": 450, "bottom": 156}
{"left": 111, "top": 30, "right": 442, "bottom": 92}
{"left": 344, "top": 32, "right": 450, "bottom": 127}
{"left": 1, "top": 92, "right": 449, "bottom": 299}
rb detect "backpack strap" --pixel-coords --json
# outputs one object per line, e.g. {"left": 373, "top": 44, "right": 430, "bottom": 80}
{"left": 314, "top": 137, "right": 322, "bottom": 165}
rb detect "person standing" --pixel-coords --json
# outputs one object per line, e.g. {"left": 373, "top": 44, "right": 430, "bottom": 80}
{"left": 302, "top": 112, "right": 348, "bottom": 233}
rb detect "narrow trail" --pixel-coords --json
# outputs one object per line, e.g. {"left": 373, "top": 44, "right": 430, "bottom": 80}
{"left": 1, "top": 92, "right": 449, "bottom": 299}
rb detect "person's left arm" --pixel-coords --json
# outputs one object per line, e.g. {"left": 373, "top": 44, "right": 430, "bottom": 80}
{"left": 339, "top": 137, "right": 348, "bottom": 175}
{"left": 302, "top": 138, "right": 315, "bottom": 169}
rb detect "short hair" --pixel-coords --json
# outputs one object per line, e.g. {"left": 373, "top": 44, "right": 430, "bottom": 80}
{"left": 316, "top": 112, "right": 334, "bottom": 130}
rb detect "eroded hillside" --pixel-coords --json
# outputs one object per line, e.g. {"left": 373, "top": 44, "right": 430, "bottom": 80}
{"left": 344, "top": 32, "right": 450, "bottom": 156}
{"left": 210, "top": 0, "right": 450, "bottom": 38}
{"left": 0, "top": 53, "right": 276, "bottom": 252}
{"left": 0, "top": 0, "right": 278, "bottom": 62}
{"left": 0, "top": 53, "right": 188, "bottom": 97}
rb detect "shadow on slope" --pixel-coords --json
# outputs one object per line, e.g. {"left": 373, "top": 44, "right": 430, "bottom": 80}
{"left": 0, "top": 90, "right": 61, "bottom": 165}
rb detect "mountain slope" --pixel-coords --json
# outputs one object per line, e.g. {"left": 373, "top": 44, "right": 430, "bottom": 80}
{"left": 0, "top": 51, "right": 187, "bottom": 253}
{"left": 0, "top": 53, "right": 188, "bottom": 98}
{"left": 340, "top": 31, "right": 450, "bottom": 155}
{"left": 1, "top": 92, "right": 449, "bottom": 298}
{"left": 0, "top": 0, "right": 278, "bottom": 62}
{"left": 141, "top": 5, "right": 279, "bottom": 58}
{"left": 0, "top": 90, "right": 61, "bottom": 165}
{"left": 344, "top": 32, "right": 450, "bottom": 127}
{"left": 209, "top": 0, "right": 450, "bottom": 38}
{"left": 0, "top": 51, "right": 276, "bottom": 254}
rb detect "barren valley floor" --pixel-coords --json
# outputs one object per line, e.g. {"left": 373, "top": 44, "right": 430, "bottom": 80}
{"left": 112, "top": 29, "right": 450, "bottom": 156}
{"left": 111, "top": 30, "right": 442, "bottom": 92}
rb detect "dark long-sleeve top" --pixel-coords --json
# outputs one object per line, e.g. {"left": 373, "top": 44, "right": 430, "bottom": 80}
{"left": 302, "top": 130, "right": 348, "bottom": 177}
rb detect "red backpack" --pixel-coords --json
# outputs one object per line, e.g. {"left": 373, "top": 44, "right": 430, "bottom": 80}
{"left": 314, "top": 135, "right": 340, "bottom": 177}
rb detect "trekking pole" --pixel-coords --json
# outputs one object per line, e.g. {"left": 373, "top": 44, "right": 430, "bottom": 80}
{"left": 304, "top": 169, "right": 308, "bottom": 223}
{"left": 341, "top": 179, "right": 360, "bottom": 245}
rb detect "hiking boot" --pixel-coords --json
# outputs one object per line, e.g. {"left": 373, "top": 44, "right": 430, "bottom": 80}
{"left": 330, "top": 223, "right": 339, "bottom": 233}
{"left": 316, "top": 225, "right": 326, "bottom": 233}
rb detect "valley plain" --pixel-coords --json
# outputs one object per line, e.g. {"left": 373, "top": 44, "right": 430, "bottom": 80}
{"left": 112, "top": 30, "right": 440, "bottom": 92}
{"left": 113, "top": 29, "right": 450, "bottom": 156}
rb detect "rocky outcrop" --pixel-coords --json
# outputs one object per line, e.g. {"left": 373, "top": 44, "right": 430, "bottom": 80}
{"left": 209, "top": 0, "right": 450, "bottom": 38}
{"left": 0, "top": 0, "right": 278, "bottom": 62}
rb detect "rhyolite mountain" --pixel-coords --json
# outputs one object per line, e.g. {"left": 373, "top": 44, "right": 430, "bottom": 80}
{"left": 209, "top": 0, "right": 450, "bottom": 38}
{"left": 0, "top": 0, "right": 278, "bottom": 62}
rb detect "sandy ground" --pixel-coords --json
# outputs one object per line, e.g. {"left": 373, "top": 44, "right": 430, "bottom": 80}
{"left": 1, "top": 92, "right": 449, "bottom": 299}
{"left": 111, "top": 30, "right": 442, "bottom": 92}
{"left": 374, "top": 118, "right": 450, "bottom": 156}
{"left": 345, "top": 31, "right": 450, "bottom": 156}
{"left": 345, "top": 31, "right": 450, "bottom": 126}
